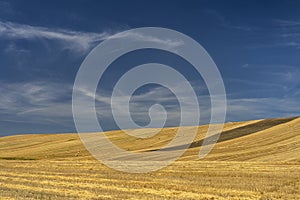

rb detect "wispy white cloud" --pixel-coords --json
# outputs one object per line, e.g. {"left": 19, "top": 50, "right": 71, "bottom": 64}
{"left": 271, "top": 19, "right": 300, "bottom": 49}
{"left": 275, "top": 19, "right": 300, "bottom": 27}
{"left": 245, "top": 19, "right": 300, "bottom": 49}
{"left": 241, "top": 63, "right": 249, "bottom": 68}
{"left": 0, "top": 81, "right": 72, "bottom": 124}
{"left": 227, "top": 97, "right": 300, "bottom": 121}
{"left": 109, "top": 31, "right": 184, "bottom": 49}
{"left": 0, "top": 20, "right": 187, "bottom": 55}
{"left": 234, "top": 64, "right": 300, "bottom": 91}
{"left": 0, "top": 20, "right": 114, "bottom": 54}
{"left": 1, "top": 78, "right": 300, "bottom": 135}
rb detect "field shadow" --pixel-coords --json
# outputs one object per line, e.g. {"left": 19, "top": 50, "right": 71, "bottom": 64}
{"left": 0, "top": 157, "right": 37, "bottom": 160}
{"left": 147, "top": 117, "right": 298, "bottom": 152}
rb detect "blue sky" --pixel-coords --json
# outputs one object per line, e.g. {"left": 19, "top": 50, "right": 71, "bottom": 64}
{"left": 1, "top": 0, "right": 300, "bottom": 135}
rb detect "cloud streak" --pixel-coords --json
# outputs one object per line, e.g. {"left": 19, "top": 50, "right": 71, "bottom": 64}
{"left": 0, "top": 20, "right": 114, "bottom": 54}
{"left": 273, "top": 19, "right": 300, "bottom": 49}
{"left": 1, "top": 79, "right": 300, "bottom": 135}
{"left": 275, "top": 19, "right": 300, "bottom": 27}
{"left": 0, "top": 81, "right": 73, "bottom": 133}
{"left": 109, "top": 31, "right": 184, "bottom": 50}
{"left": 0, "top": 20, "right": 188, "bottom": 55}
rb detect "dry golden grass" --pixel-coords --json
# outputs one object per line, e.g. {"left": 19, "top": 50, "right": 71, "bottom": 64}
{"left": 0, "top": 117, "right": 299, "bottom": 199}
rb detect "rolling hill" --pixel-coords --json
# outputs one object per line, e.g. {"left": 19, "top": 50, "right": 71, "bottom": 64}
{"left": 0, "top": 117, "right": 299, "bottom": 199}
{"left": 1, "top": 117, "right": 299, "bottom": 162}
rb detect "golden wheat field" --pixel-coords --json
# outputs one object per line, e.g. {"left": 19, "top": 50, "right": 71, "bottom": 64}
{"left": 0, "top": 117, "right": 300, "bottom": 199}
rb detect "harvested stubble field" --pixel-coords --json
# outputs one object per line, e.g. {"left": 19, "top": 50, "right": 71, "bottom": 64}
{"left": 0, "top": 117, "right": 300, "bottom": 199}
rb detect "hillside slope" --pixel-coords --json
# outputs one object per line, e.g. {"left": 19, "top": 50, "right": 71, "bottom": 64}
{"left": 0, "top": 117, "right": 299, "bottom": 162}
{"left": 0, "top": 117, "right": 300, "bottom": 200}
